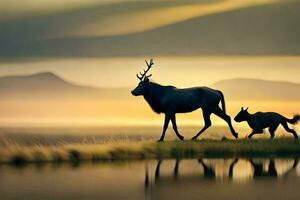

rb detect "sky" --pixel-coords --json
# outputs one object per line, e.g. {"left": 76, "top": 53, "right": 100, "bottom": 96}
{"left": 0, "top": 56, "right": 299, "bottom": 88}
{"left": 0, "top": 0, "right": 299, "bottom": 89}
{"left": 1, "top": 0, "right": 299, "bottom": 58}
{"left": 0, "top": 0, "right": 299, "bottom": 127}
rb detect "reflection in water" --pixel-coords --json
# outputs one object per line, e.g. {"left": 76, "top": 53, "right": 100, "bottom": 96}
{"left": 145, "top": 158, "right": 299, "bottom": 200}
{"left": 146, "top": 158, "right": 299, "bottom": 184}
{"left": 250, "top": 159, "right": 278, "bottom": 178}
{"left": 0, "top": 158, "right": 300, "bottom": 200}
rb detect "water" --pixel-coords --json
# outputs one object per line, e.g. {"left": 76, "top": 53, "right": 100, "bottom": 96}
{"left": 1, "top": 158, "right": 300, "bottom": 200}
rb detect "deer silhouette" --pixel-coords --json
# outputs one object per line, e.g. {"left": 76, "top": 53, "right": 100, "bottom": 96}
{"left": 131, "top": 59, "right": 238, "bottom": 141}
{"left": 151, "top": 158, "right": 239, "bottom": 183}
{"left": 249, "top": 159, "right": 278, "bottom": 178}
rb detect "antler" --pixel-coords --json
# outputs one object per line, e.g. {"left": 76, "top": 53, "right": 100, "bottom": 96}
{"left": 136, "top": 58, "right": 154, "bottom": 81}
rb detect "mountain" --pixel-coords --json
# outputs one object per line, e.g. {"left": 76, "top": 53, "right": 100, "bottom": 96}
{"left": 212, "top": 78, "right": 300, "bottom": 101}
{"left": 0, "top": 72, "right": 129, "bottom": 100}
{"left": 1, "top": 0, "right": 300, "bottom": 57}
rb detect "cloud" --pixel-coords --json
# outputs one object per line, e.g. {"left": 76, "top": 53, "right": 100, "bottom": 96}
{"left": 0, "top": 0, "right": 298, "bottom": 58}
{"left": 0, "top": 0, "right": 123, "bottom": 20}
{"left": 56, "top": 0, "right": 278, "bottom": 37}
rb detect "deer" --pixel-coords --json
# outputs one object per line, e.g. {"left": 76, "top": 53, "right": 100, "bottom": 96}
{"left": 131, "top": 59, "right": 238, "bottom": 142}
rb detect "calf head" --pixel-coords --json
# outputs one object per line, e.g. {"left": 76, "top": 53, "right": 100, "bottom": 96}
{"left": 234, "top": 107, "right": 249, "bottom": 122}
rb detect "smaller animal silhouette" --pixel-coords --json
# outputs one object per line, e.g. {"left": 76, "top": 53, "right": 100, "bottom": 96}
{"left": 234, "top": 107, "right": 299, "bottom": 139}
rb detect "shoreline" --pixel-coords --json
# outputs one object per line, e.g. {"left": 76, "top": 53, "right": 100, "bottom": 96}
{"left": 1, "top": 138, "right": 300, "bottom": 165}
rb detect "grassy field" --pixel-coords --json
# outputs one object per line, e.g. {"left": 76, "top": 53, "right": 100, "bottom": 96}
{"left": 1, "top": 138, "right": 300, "bottom": 165}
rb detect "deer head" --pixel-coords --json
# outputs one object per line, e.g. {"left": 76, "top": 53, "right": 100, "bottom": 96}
{"left": 131, "top": 59, "right": 154, "bottom": 96}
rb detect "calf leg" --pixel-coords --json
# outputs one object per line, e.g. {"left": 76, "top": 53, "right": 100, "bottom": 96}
{"left": 158, "top": 114, "right": 171, "bottom": 142}
{"left": 248, "top": 131, "right": 256, "bottom": 138}
{"left": 171, "top": 115, "right": 184, "bottom": 141}
{"left": 212, "top": 107, "right": 238, "bottom": 138}
{"left": 192, "top": 110, "right": 212, "bottom": 140}
{"left": 268, "top": 122, "right": 280, "bottom": 139}
{"left": 281, "top": 121, "right": 298, "bottom": 139}
{"left": 248, "top": 129, "right": 263, "bottom": 138}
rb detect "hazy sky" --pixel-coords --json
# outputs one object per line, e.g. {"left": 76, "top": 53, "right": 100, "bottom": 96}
{"left": 0, "top": 56, "right": 299, "bottom": 88}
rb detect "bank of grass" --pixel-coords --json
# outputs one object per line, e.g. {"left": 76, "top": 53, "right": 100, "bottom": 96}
{"left": 1, "top": 138, "right": 300, "bottom": 165}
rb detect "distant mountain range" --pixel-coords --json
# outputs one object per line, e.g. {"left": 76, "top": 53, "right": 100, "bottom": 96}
{"left": 1, "top": 0, "right": 300, "bottom": 57}
{"left": 0, "top": 72, "right": 299, "bottom": 101}
{"left": 212, "top": 78, "right": 300, "bottom": 101}
{"left": 0, "top": 72, "right": 128, "bottom": 100}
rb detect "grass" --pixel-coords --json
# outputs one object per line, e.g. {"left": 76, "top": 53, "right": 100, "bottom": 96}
{"left": 1, "top": 138, "right": 300, "bottom": 165}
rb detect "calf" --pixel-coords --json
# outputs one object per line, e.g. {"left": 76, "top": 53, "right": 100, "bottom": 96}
{"left": 234, "top": 107, "right": 299, "bottom": 139}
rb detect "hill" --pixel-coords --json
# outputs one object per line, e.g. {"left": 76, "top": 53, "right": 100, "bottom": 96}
{"left": 213, "top": 78, "right": 300, "bottom": 101}
{"left": 0, "top": 72, "right": 128, "bottom": 100}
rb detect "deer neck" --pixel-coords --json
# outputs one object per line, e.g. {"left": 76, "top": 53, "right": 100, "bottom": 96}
{"left": 143, "top": 82, "right": 166, "bottom": 114}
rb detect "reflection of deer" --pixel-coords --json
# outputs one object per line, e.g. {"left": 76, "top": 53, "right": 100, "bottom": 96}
{"left": 249, "top": 159, "right": 277, "bottom": 178}
{"left": 144, "top": 158, "right": 299, "bottom": 200}
{"left": 151, "top": 159, "right": 239, "bottom": 182}
{"left": 282, "top": 159, "right": 299, "bottom": 178}
{"left": 198, "top": 158, "right": 238, "bottom": 180}
{"left": 234, "top": 107, "right": 299, "bottom": 139}
{"left": 198, "top": 159, "right": 216, "bottom": 179}
{"left": 131, "top": 59, "right": 238, "bottom": 141}
{"left": 155, "top": 159, "right": 181, "bottom": 183}
{"left": 248, "top": 158, "right": 299, "bottom": 178}
{"left": 146, "top": 158, "right": 299, "bottom": 186}
{"left": 228, "top": 158, "right": 239, "bottom": 179}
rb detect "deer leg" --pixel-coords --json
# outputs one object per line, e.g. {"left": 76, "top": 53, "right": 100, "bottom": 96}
{"left": 229, "top": 158, "right": 239, "bottom": 179}
{"left": 173, "top": 159, "right": 180, "bottom": 179}
{"left": 198, "top": 159, "right": 215, "bottom": 178}
{"left": 158, "top": 114, "right": 171, "bottom": 142}
{"left": 192, "top": 110, "right": 211, "bottom": 140}
{"left": 171, "top": 114, "right": 184, "bottom": 141}
{"left": 281, "top": 158, "right": 298, "bottom": 178}
{"left": 281, "top": 121, "right": 298, "bottom": 139}
{"left": 268, "top": 159, "right": 277, "bottom": 177}
{"left": 155, "top": 160, "right": 162, "bottom": 183}
{"left": 144, "top": 163, "right": 150, "bottom": 188}
{"left": 212, "top": 107, "right": 238, "bottom": 138}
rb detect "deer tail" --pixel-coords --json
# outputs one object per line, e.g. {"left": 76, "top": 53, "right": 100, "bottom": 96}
{"left": 217, "top": 90, "right": 226, "bottom": 114}
{"left": 284, "top": 115, "right": 300, "bottom": 125}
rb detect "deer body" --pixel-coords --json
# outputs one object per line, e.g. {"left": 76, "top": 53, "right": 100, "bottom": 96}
{"left": 132, "top": 59, "right": 238, "bottom": 141}
{"left": 143, "top": 83, "right": 222, "bottom": 114}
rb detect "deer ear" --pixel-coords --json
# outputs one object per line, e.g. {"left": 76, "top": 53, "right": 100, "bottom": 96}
{"left": 144, "top": 77, "right": 149, "bottom": 83}
{"left": 245, "top": 107, "right": 249, "bottom": 111}
{"left": 241, "top": 107, "right": 244, "bottom": 111}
